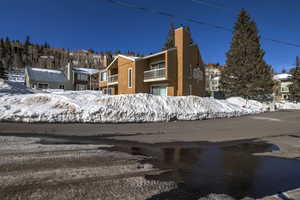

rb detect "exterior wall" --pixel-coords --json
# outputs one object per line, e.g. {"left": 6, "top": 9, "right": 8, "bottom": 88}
{"left": 135, "top": 59, "right": 147, "bottom": 93}
{"left": 188, "top": 44, "right": 205, "bottom": 96}
{"left": 117, "top": 57, "right": 136, "bottom": 94}
{"left": 166, "top": 49, "right": 178, "bottom": 96}
{"left": 99, "top": 26, "right": 205, "bottom": 97}
{"left": 174, "top": 27, "right": 205, "bottom": 96}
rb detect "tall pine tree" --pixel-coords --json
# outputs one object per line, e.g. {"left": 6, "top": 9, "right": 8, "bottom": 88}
{"left": 220, "top": 9, "right": 273, "bottom": 99}
{"left": 289, "top": 57, "right": 300, "bottom": 102}
{"left": 163, "top": 23, "right": 175, "bottom": 50}
{"left": 0, "top": 62, "right": 6, "bottom": 79}
{"left": 296, "top": 56, "right": 300, "bottom": 67}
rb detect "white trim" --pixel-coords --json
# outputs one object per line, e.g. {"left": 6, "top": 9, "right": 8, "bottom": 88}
{"left": 106, "top": 54, "right": 138, "bottom": 70}
{"left": 128, "top": 68, "right": 132, "bottom": 88}
{"left": 119, "top": 54, "right": 140, "bottom": 61}
{"left": 144, "top": 77, "right": 166, "bottom": 82}
{"left": 142, "top": 48, "right": 176, "bottom": 59}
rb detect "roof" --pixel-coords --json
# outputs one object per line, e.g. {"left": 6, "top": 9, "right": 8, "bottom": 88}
{"left": 72, "top": 67, "right": 100, "bottom": 75}
{"left": 26, "top": 67, "right": 68, "bottom": 83}
{"left": 212, "top": 76, "right": 220, "bottom": 81}
{"left": 106, "top": 54, "right": 139, "bottom": 70}
{"left": 273, "top": 73, "right": 292, "bottom": 80}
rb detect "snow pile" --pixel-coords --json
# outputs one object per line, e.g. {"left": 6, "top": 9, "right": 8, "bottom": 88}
{"left": 0, "top": 80, "right": 35, "bottom": 96}
{"left": 0, "top": 91, "right": 270, "bottom": 123}
{"left": 276, "top": 102, "right": 300, "bottom": 110}
{"left": 0, "top": 79, "right": 12, "bottom": 90}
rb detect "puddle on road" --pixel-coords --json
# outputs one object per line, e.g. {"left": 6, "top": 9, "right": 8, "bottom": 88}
{"left": 104, "top": 142, "right": 300, "bottom": 199}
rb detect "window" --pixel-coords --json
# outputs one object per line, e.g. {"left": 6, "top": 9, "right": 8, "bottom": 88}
{"left": 77, "top": 73, "right": 88, "bottom": 81}
{"left": 150, "top": 61, "right": 165, "bottom": 70}
{"left": 59, "top": 85, "right": 64, "bottom": 89}
{"left": 150, "top": 86, "right": 167, "bottom": 96}
{"left": 100, "top": 71, "right": 107, "bottom": 82}
{"left": 128, "top": 68, "right": 132, "bottom": 88}
{"left": 281, "top": 86, "right": 289, "bottom": 92}
{"left": 38, "top": 83, "right": 48, "bottom": 89}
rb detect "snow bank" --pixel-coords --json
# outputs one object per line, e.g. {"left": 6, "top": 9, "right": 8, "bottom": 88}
{"left": 276, "top": 102, "right": 300, "bottom": 110}
{"left": 0, "top": 79, "right": 12, "bottom": 90}
{"left": 0, "top": 91, "right": 270, "bottom": 123}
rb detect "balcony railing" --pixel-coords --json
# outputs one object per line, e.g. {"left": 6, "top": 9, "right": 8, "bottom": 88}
{"left": 144, "top": 68, "right": 166, "bottom": 82}
{"left": 108, "top": 74, "right": 118, "bottom": 85}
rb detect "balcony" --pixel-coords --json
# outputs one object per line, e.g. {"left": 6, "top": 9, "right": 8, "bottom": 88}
{"left": 108, "top": 74, "right": 118, "bottom": 85}
{"left": 144, "top": 68, "right": 166, "bottom": 82}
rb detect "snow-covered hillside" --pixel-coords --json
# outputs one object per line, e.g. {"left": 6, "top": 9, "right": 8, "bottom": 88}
{"left": 0, "top": 90, "right": 270, "bottom": 123}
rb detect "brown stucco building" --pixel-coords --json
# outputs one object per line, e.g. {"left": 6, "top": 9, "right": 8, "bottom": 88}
{"left": 99, "top": 27, "right": 205, "bottom": 96}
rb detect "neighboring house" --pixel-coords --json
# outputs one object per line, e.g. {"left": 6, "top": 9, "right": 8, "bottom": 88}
{"left": 25, "top": 67, "right": 71, "bottom": 90}
{"left": 273, "top": 73, "right": 293, "bottom": 101}
{"left": 7, "top": 70, "right": 25, "bottom": 83}
{"left": 99, "top": 27, "right": 205, "bottom": 96}
{"left": 205, "top": 64, "right": 224, "bottom": 98}
{"left": 66, "top": 64, "right": 100, "bottom": 90}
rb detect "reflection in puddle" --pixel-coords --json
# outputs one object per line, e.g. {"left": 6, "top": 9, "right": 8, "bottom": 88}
{"left": 108, "top": 142, "right": 300, "bottom": 199}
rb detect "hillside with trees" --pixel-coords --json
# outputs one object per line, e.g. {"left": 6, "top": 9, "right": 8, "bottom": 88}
{"left": 0, "top": 36, "right": 141, "bottom": 73}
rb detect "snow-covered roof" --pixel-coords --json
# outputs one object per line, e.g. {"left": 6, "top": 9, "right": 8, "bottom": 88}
{"left": 118, "top": 54, "right": 140, "bottom": 61}
{"left": 273, "top": 73, "right": 292, "bottom": 80}
{"left": 72, "top": 67, "right": 100, "bottom": 75}
{"left": 212, "top": 76, "right": 220, "bottom": 81}
{"left": 26, "top": 67, "right": 68, "bottom": 83}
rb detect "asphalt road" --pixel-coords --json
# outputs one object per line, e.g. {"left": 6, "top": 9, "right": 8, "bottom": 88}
{"left": 1, "top": 111, "right": 300, "bottom": 144}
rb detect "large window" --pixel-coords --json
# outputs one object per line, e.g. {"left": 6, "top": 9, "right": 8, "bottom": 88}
{"left": 128, "top": 68, "right": 132, "bottom": 88}
{"left": 100, "top": 71, "right": 107, "bottom": 82}
{"left": 281, "top": 86, "right": 289, "bottom": 92}
{"left": 150, "top": 61, "right": 165, "bottom": 70}
{"left": 150, "top": 86, "right": 167, "bottom": 96}
{"left": 77, "top": 73, "right": 88, "bottom": 81}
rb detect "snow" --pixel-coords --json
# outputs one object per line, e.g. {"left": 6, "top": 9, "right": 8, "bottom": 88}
{"left": 273, "top": 73, "right": 292, "bottom": 80}
{"left": 212, "top": 76, "right": 220, "bottom": 81}
{"left": 1, "top": 81, "right": 299, "bottom": 123}
{"left": 73, "top": 67, "right": 100, "bottom": 75}
{"left": 0, "top": 80, "right": 35, "bottom": 97}
{"left": 0, "top": 90, "right": 270, "bottom": 123}
{"left": 276, "top": 102, "right": 300, "bottom": 110}
{"left": 27, "top": 67, "right": 68, "bottom": 83}
{"left": 31, "top": 67, "right": 63, "bottom": 74}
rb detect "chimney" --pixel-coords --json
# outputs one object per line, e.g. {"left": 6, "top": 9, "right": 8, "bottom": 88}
{"left": 174, "top": 27, "right": 192, "bottom": 96}
{"left": 67, "top": 63, "right": 73, "bottom": 83}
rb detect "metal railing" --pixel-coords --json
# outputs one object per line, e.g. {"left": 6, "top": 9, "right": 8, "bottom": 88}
{"left": 144, "top": 68, "right": 166, "bottom": 81}
{"left": 108, "top": 74, "right": 118, "bottom": 84}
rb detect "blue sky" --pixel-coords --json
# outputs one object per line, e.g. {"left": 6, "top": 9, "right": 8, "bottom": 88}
{"left": 0, "top": 0, "right": 299, "bottom": 72}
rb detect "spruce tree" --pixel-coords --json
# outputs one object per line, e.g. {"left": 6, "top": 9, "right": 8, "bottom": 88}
{"left": 296, "top": 56, "right": 300, "bottom": 67}
{"left": 220, "top": 9, "right": 273, "bottom": 99}
{"left": 163, "top": 23, "right": 175, "bottom": 50}
{"left": 289, "top": 57, "right": 300, "bottom": 102}
{"left": 0, "top": 62, "right": 6, "bottom": 79}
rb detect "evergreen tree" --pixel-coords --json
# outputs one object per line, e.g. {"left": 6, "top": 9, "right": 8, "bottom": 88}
{"left": 184, "top": 25, "right": 193, "bottom": 44}
{"left": 296, "top": 56, "right": 300, "bottom": 67}
{"left": 220, "top": 9, "right": 273, "bottom": 99}
{"left": 0, "top": 62, "right": 6, "bottom": 79}
{"left": 281, "top": 68, "right": 287, "bottom": 73}
{"left": 163, "top": 23, "right": 175, "bottom": 50}
{"left": 289, "top": 60, "right": 300, "bottom": 102}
